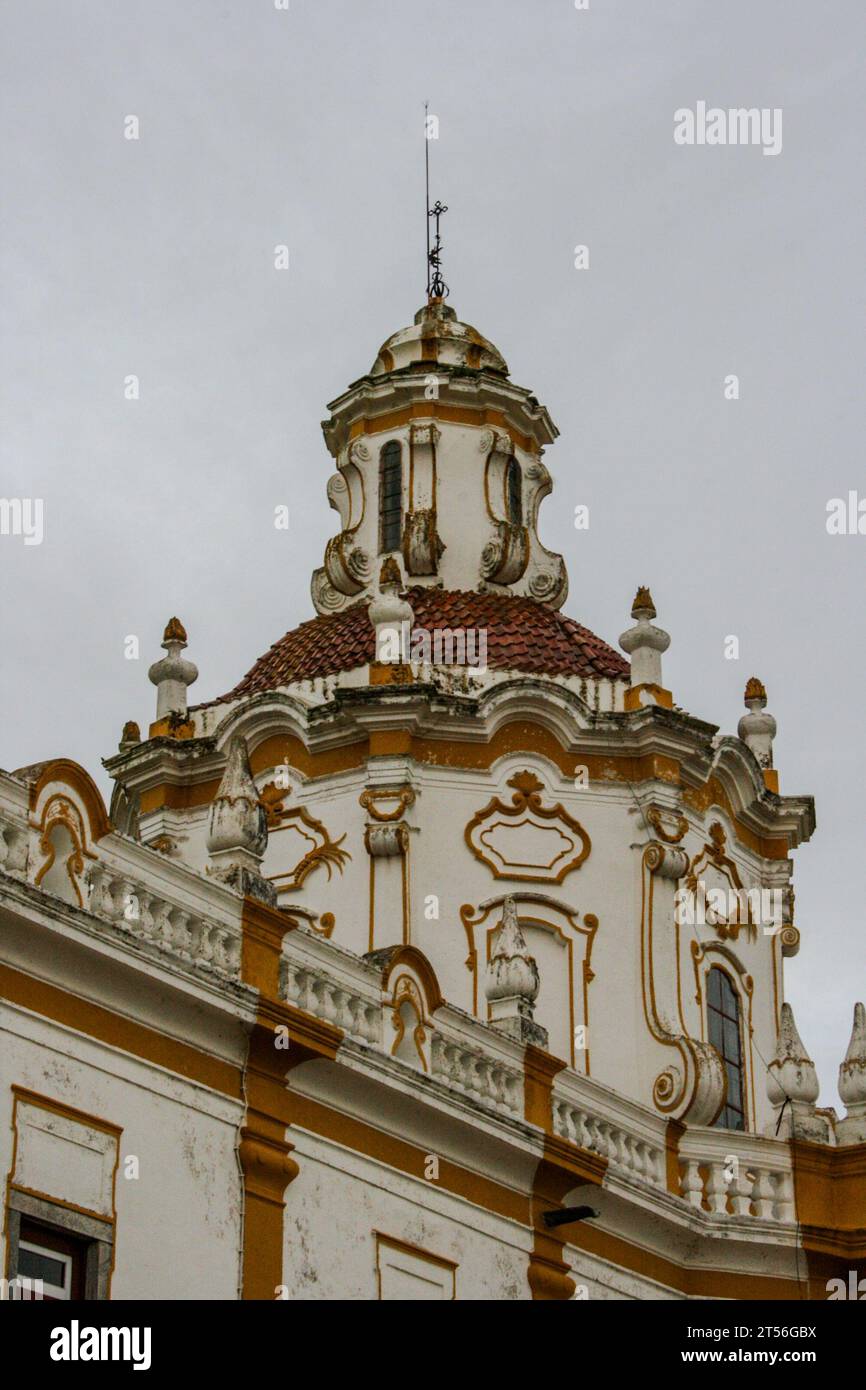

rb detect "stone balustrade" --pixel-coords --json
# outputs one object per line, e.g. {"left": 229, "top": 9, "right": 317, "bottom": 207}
{"left": 430, "top": 1029, "right": 523, "bottom": 1119}
{"left": 279, "top": 931, "right": 523, "bottom": 1117}
{"left": 552, "top": 1079, "right": 667, "bottom": 1190}
{"left": 282, "top": 956, "right": 382, "bottom": 1045}
{"left": 678, "top": 1128, "right": 795, "bottom": 1223}
{"left": 552, "top": 1071, "right": 795, "bottom": 1224}
{"left": 554, "top": 1097, "right": 666, "bottom": 1187}
{"left": 85, "top": 860, "right": 243, "bottom": 981}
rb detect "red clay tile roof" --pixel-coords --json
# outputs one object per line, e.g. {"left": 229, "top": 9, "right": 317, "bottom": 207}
{"left": 215, "top": 590, "right": 628, "bottom": 703}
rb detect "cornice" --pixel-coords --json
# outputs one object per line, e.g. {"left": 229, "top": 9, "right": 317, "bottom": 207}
{"left": 323, "top": 369, "right": 558, "bottom": 456}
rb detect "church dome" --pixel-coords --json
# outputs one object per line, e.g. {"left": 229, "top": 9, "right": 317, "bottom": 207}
{"left": 370, "top": 301, "right": 509, "bottom": 377}
{"left": 216, "top": 588, "right": 629, "bottom": 702}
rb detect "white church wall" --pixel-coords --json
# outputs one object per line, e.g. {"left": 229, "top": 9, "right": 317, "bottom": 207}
{"left": 280, "top": 1128, "right": 531, "bottom": 1301}
{"left": 1, "top": 1006, "right": 243, "bottom": 1300}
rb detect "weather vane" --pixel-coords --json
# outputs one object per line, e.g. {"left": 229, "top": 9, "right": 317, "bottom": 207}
{"left": 425, "top": 102, "right": 449, "bottom": 301}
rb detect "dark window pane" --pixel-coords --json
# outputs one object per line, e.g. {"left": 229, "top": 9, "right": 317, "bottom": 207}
{"left": 506, "top": 457, "right": 522, "bottom": 526}
{"left": 18, "top": 1246, "right": 67, "bottom": 1287}
{"left": 723, "top": 1016, "right": 740, "bottom": 1060}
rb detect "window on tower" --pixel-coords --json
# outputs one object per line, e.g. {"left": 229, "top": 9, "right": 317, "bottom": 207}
{"left": 707, "top": 966, "right": 746, "bottom": 1131}
{"left": 379, "top": 442, "right": 403, "bottom": 554}
{"left": 505, "top": 455, "right": 522, "bottom": 527}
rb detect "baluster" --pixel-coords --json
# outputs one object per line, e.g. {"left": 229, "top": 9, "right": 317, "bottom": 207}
{"left": 1, "top": 823, "right": 29, "bottom": 874}
{"left": 430, "top": 1033, "right": 445, "bottom": 1075}
{"left": 214, "top": 928, "right": 233, "bottom": 973}
{"left": 729, "top": 1164, "right": 753, "bottom": 1216}
{"left": 151, "top": 899, "right": 173, "bottom": 950}
{"left": 705, "top": 1161, "right": 728, "bottom": 1214}
{"left": 297, "top": 969, "right": 316, "bottom": 1014}
{"left": 84, "top": 863, "right": 106, "bottom": 915}
{"left": 680, "top": 1159, "right": 704, "bottom": 1209}
{"left": 476, "top": 1058, "right": 493, "bottom": 1105}
{"left": 185, "top": 915, "right": 203, "bottom": 961}
{"left": 593, "top": 1118, "right": 609, "bottom": 1158}
{"left": 283, "top": 962, "right": 301, "bottom": 1005}
{"left": 342, "top": 992, "right": 361, "bottom": 1039}
{"left": 359, "top": 1000, "right": 376, "bottom": 1043}
{"left": 170, "top": 908, "right": 192, "bottom": 959}
{"left": 89, "top": 868, "right": 118, "bottom": 920}
{"left": 224, "top": 933, "right": 240, "bottom": 978}
{"left": 198, "top": 921, "right": 216, "bottom": 968}
{"left": 332, "top": 988, "right": 350, "bottom": 1032}
{"left": 633, "top": 1138, "right": 651, "bottom": 1182}
{"left": 751, "top": 1167, "right": 775, "bottom": 1219}
{"left": 137, "top": 890, "right": 157, "bottom": 940}
{"left": 118, "top": 879, "right": 141, "bottom": 933}
{"left": 774, "top": 1170, "right": 794, "bottom": 1223}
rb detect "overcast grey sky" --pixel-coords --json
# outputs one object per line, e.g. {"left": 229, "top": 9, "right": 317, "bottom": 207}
{"left": 1, "top": 0, "right": 863, "bottom": 1105}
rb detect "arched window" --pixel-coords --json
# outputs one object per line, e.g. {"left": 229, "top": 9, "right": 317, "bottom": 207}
{"left": 505, "top": 456, "right": 522, "bottom": 526}
{"left": 707, "top": 967, "right": 745, "bottom": 1131}
{"left": 379, "top": 442, "right": 403, "bottom": 554}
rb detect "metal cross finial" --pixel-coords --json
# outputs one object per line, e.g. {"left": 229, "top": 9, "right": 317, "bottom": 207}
{"left": 424, "top": 102, "right": 449, "bottom": 302}
{"left": 427, "top": 199, "right": 449, "bottom": 300}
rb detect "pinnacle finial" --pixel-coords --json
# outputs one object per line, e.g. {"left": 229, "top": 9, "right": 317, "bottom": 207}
{"left": 619, "top": 586, "right": 670, "bottom": 694}
{"left": 484, "top": 896, "right": 547, "bottom": 1047}
{"left": 206, "top": 735, "right": 275, "bottom": 905}
{"left": 765, "top": 1003, "right": 828, "bottom": 1141}
{"left": 148, "top": 617, "right": 198, "bottom": 722}
{"left": 369, "top": 562, "right": 414, "bottom": 665}
{"left": 738, "top": 676, "right": 776, "bottom": 771}
{"left": 119, "top": 720, "right": 141, "bottom": 751}
{"left": 631, "top": 586, "right": 656, "bottom": 620}
{"left": 744, "top": 676, "right": 767, "bottom": 704}
{"left": 837, "top": 1003, "right": 866, "bottom": 1144}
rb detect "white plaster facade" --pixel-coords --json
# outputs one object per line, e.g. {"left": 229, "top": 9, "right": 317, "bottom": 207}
{"left": 2, "top": 301, "right": 864, "bottom": 1301}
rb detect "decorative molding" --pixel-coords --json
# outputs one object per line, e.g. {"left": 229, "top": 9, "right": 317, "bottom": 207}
{"left": 364, "top": 823, "right": 409, "bottom": 858}
{"left": 464, "top": 770, "right": 591, "bottom": 884}
{"left": 480, "top": 520, "right": 529, "bottom": 585}
{"left": 323, "top": 531, "right": 371, "bottom": 597}
{"left": 685, "top": 821, "right": 757, "bottom": 943}
{"left": 260, "top": 784, "right": 350, "bottom": 891}
{"left": 389, "top": 974, "right": 429, "bottom": 1071}
{"left": 33, "top": 794, "right": 92, "bottom": 908}
{"left": 646, "top": 805, "right": 689, "bottom": 844}
{"left": 359, "top": 784, "right": 415, "bottom": 823}
{"left": 641, "top": 843, "right": 726, "bottom": 1126}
